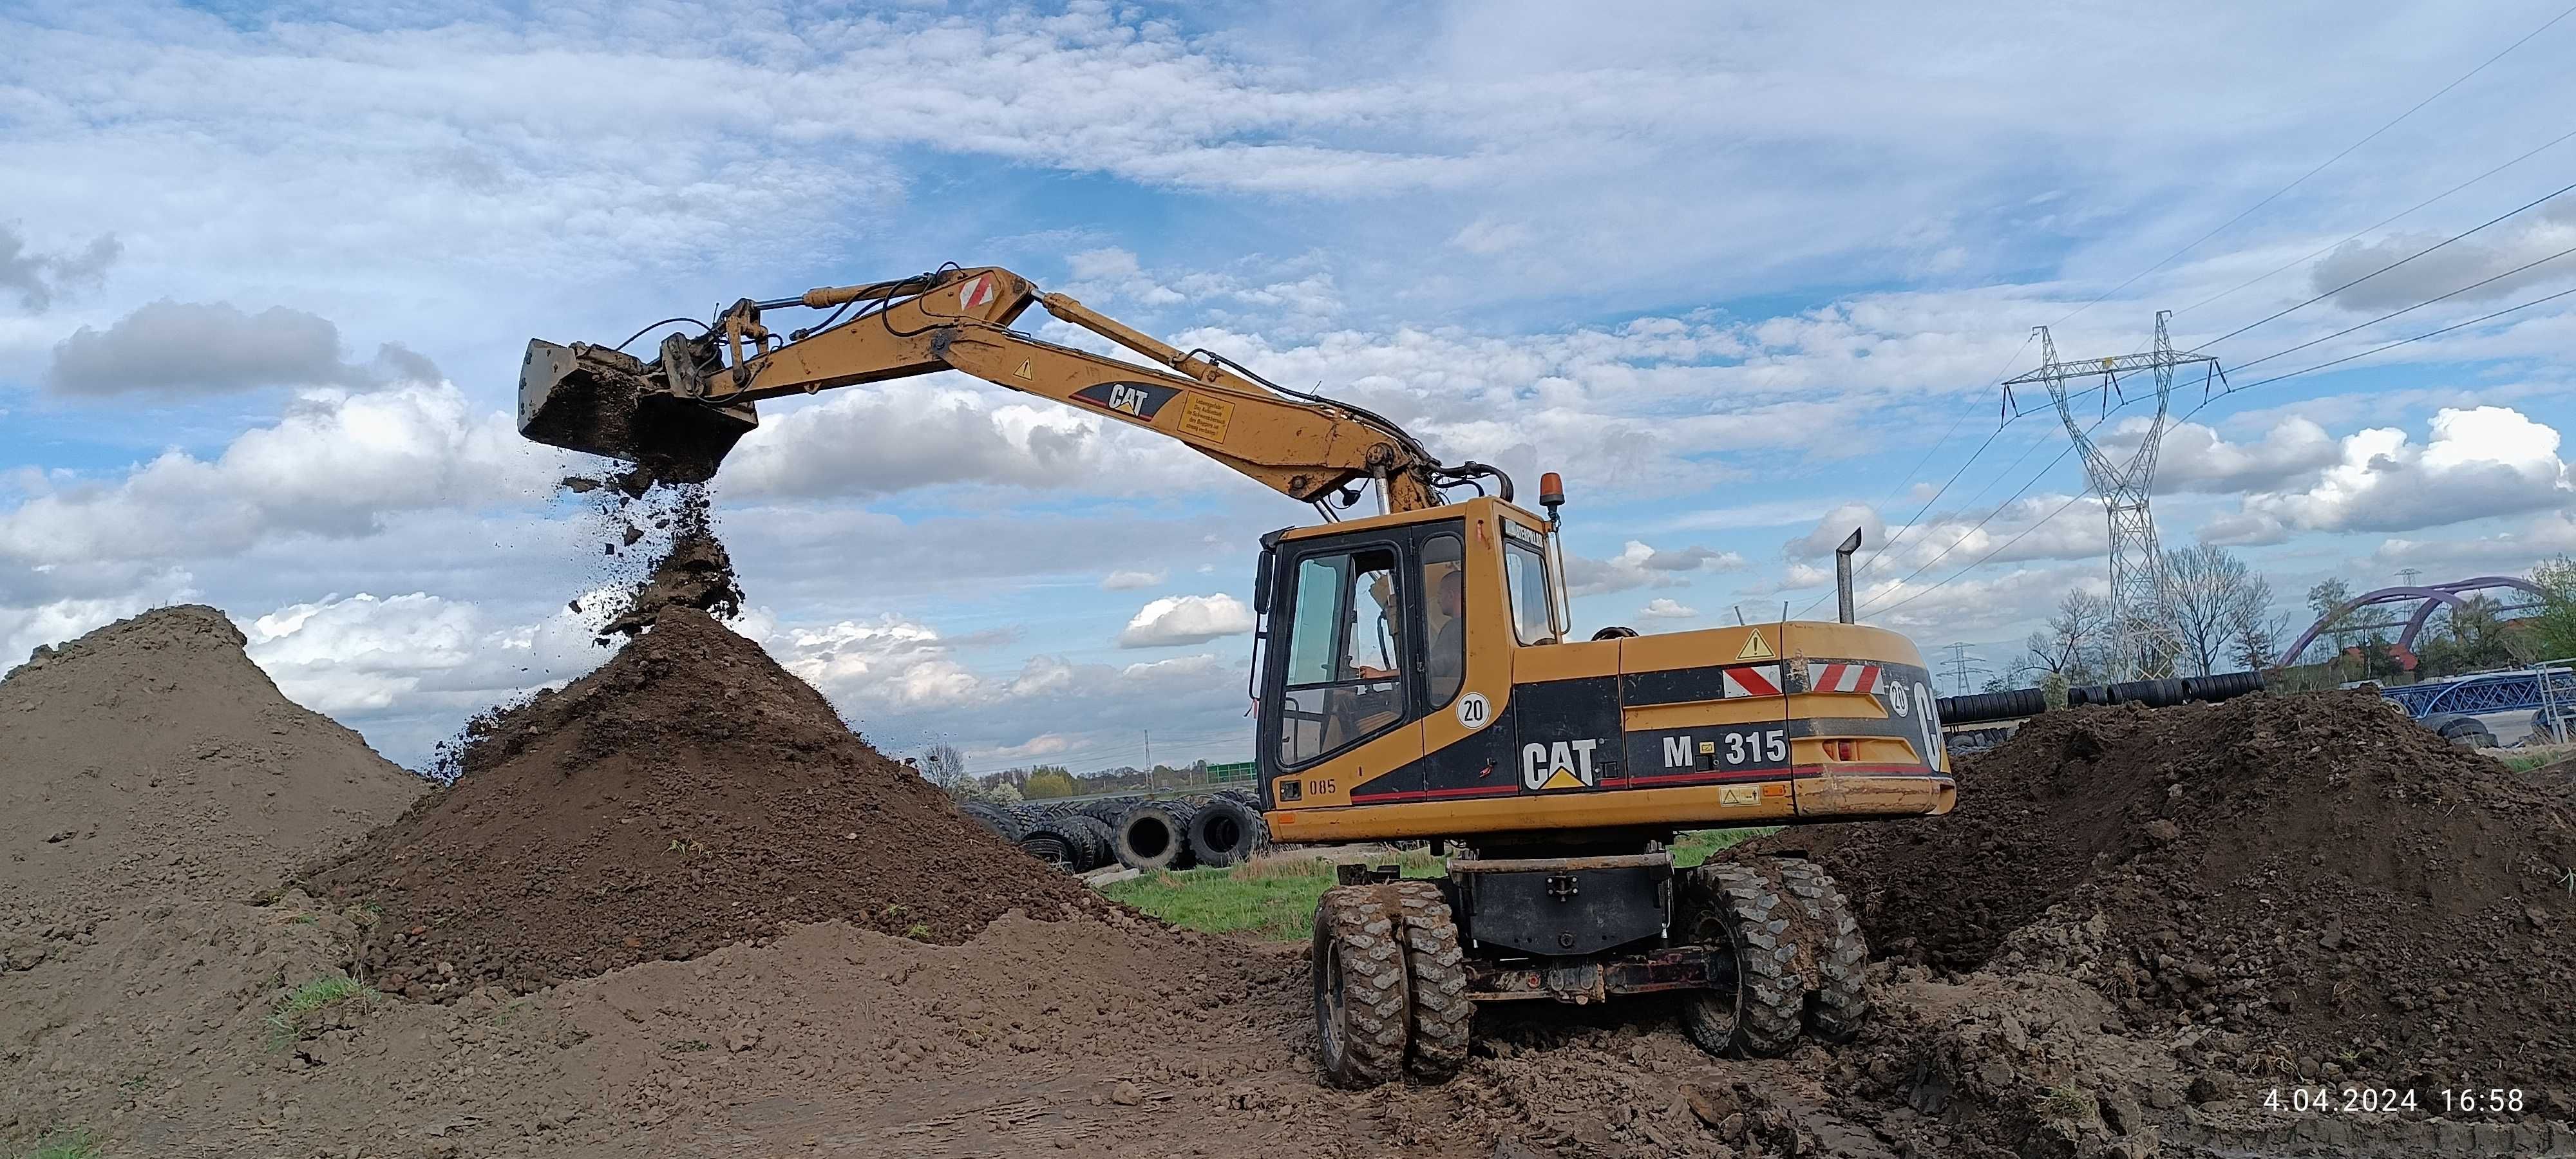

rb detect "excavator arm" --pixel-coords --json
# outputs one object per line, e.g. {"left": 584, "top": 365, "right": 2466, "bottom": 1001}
{"left": 520, "top": 265, "right": 1501, "bottom": 511}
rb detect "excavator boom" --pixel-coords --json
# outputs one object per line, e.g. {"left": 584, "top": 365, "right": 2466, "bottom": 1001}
{"left": 519, "top": 266, "right": 1486, "bottom": 510}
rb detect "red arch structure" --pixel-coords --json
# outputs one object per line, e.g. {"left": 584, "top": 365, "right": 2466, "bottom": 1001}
{"left": 2276, "top": 576, "right": 2547, "bottom": 669}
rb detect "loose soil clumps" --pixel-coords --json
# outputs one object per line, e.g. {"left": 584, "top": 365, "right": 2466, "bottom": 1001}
{"left": 1745, "top": 689, "right": 2576, "bottom": 1097}
{"left": 0, "top": 605, "right": 425, "bottom": 914}
{"left": 309, "top": 605, "right": 1102, "bottom": 999}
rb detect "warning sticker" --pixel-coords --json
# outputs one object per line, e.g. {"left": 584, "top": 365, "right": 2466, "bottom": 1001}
{"left": 1179, "top": 394, "right": 1235, "bottom": 443}
{"left": 1736, "top": 627, "right": 1776, "bottom": 661}
{"left": 1719, "top": 785, "right": 1758, "bottom": 806}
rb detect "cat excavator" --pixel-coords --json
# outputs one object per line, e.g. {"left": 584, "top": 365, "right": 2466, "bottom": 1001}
{"left": 518, "top": 264, "right": 1955, "bottom": 1087}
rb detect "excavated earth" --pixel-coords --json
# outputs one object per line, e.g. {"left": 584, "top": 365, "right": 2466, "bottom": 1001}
{"left": 10, "top": 580, "right": 2576, "bottom": 1156}
{"left": 306, "top": 604, "right": 1105, "bottom": 996}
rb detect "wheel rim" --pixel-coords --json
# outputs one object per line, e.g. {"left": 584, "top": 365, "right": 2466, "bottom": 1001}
{"left": 1316, "top": 936, "right": 1348, "bottom": 1062}
{"left": 1685, "top": 905, "right": 1745, "bottom": 1039}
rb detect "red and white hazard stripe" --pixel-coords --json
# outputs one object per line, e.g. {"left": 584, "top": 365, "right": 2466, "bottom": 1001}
{"left": 960, "top": 274, "right": 997, "bottom": 310}
{"left": 1810, "top": 663, "right": 1880, "bottom": 694}
{"left": 1721, "top": 664, "right": 1781, "bottom": 697}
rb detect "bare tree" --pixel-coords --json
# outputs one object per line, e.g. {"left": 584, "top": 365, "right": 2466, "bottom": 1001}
{"left": 2022, "top": 590, "right": 2112, "bottom": 685}
{"left": 920, "top": 743, "right": 971, "bottom": 798}
{"left": 2162, "top": 543, "right": 2275, "bottom": 677}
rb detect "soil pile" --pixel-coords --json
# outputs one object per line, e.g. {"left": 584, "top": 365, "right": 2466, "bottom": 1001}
{"left": 0, "top": 605, "right": 424, "bottom": 915}
{"left": 308, "top": 605, "right": 1102, "bottom": 998}
{"left": 1745, "top": 689, "right": 2576, "bottom": 1097}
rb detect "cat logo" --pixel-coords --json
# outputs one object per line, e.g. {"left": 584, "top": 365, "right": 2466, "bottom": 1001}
{"left": 1520, "top": 739, "right": 1600, "bottom": 791}
{"left": 1070, "top": 381, "right": 1179, "bottom": 420}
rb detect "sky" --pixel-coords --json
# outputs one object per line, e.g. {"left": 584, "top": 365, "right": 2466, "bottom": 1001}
{"left": 3, "top": 0, "right": 2573, "bottom": 774}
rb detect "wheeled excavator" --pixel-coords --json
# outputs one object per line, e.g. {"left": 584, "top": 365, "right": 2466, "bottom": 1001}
{"left": 516, "top": 265, "right": 1956, "bottom": 1087}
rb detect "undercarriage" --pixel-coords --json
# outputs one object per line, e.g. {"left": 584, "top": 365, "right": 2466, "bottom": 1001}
{"left": 1312, "top": 843, "right": 1866, "bottom": 1088}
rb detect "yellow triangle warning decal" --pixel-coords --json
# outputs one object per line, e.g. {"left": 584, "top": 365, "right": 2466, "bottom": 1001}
{"left": 1013, "top": 359, "right": 1035, "bottom": 379}
{"left": 1737, "top": 628, "right": 1775, "bottom": 661}
{"left": 1539, "top": 766, "right": 1587, "bottom": 791}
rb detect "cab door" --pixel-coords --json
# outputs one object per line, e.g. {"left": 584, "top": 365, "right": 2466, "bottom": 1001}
{"left": 1256, "top": 524, "right": 1461, "bottom": 806}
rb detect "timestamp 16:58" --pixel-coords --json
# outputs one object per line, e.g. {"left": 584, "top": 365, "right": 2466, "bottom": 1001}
{"left": 2262, "top": 1087, "right": 2527, "bottom": 1114}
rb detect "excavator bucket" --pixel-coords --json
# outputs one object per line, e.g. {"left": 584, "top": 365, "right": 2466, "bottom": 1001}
{"left": 518, "top": 339, "right": 757, "bottom": 485}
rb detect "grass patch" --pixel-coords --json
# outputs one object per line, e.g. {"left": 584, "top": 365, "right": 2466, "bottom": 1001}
{"left": 2036, "top": 1084, "right": 2098, "bottom": 1122}
{"left": 2502, "top": 751, "right": 2567, "bottom": 772}
{"left": 1101, "top": 829, "right": 1777, "bottom": 941}
{"left": 904, "top": 923, "right": 932, "bottom": 939}
{"left": 263, "top": 975, "right": 379, "bottom": 1048}
{"left": 13, "top": 1129, "right": 99, "bottom": 1159}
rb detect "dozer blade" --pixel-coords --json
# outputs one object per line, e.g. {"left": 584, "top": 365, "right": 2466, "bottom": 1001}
{"left": 518, "top": 339, "right": 757, "bottom": 485}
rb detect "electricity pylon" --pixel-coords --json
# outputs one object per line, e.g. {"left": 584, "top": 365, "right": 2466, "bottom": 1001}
{"left": 2002, "top": 312, "right": 2219, "bottom": 681}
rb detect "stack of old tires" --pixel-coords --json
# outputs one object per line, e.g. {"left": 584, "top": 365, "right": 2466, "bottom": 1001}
{"left": 957, "top": 791, "right": 1271, "bottom": 874}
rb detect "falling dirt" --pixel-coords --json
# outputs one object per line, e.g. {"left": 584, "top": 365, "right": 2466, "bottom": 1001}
{"left": 306, "top": 605, "right": 1104, "bottom": 998}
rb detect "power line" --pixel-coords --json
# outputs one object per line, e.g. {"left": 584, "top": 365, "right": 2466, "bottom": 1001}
{"left": 2051, "top": 1, "right": 2576, "bottom": 328}
{"left": 1795, "top": 332, "right": 2039, "bottom": 616}
{"left": 1866, "top": 278, "right": 2576, "bottom": 617}
{"left": 2174, "top": 124, "right": 2576, "bottom": 319}
{"left": 2222, "top": 239, "right": 2576, "bottom": 373}
{"left": 2189, "top": 178, "right": 2576, "bottom": 350}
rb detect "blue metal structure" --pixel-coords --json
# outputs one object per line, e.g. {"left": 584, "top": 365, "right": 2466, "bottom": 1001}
{"left": 2371, "top": 666, "right": 2576, "bottom": 719}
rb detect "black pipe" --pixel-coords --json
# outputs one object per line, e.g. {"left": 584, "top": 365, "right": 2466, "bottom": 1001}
{"left": 1940, "top": 670, "right": 2268, "bottom": 725}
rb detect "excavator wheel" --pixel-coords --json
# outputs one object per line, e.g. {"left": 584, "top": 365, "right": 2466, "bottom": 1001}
{"left": 1311, "top": 886, "right": 1410, "bottom": 1089}
{"left": 1772, "top": 858, "right": 1870, "bottom": 1043}
{"left": 1676, "top": 862, "right": 1806, "bottom": 1059}
{"left": 1380, "top": 881, "right": 1472, "bottom": 1082}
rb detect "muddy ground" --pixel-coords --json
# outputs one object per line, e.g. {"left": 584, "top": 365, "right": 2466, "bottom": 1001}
{"left": 7, "top": 587, "right": 2576, "bottom": 1156}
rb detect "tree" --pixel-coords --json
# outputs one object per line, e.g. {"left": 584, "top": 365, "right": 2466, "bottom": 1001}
{"left": 1022, "top": 766, "right": 1078, "bottom": 799}
{"left": 2022, "top": 590, "right": 2112, "bottom": 686}
{"left": 2161, "top": 543, "right": 2275, "bottom": 677}
{"left": 2302, "top": 578, "right": 2356, "bottom": 664}
{"left": 2532, "top": 555, "right": 2576, "bottom": 661}
{"left": 919, "top": 743, "right": 971, "bottom": 798}
{"left": 2414, "top": 594, "right": 2523, "bottom": 677}
{"left": 2231, "top": 607, "right": 2294, "bottom": 672}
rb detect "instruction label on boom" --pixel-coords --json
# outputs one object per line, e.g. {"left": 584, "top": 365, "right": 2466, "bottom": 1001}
{"left": 1179, "top": 394, "right": 1235, "bottom": 443}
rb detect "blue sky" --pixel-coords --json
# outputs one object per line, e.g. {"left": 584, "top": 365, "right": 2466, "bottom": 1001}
{"left": 3, "top": 0, "right": 2573, "bottom": 772}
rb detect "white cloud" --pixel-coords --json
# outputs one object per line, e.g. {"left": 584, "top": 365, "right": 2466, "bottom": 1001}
{"left": 1117, "top": 593, "right": 1255, "bottom": 648}
{"left": 48, "top": 299, "right": 439, "bottom": 397}
{"left": 2207, "top": 406, "right": 2572, "bottom": 542}
{"left": 0, "top": 381, "right": 564, "bottom": 568}
{"left": 1101, "top": 569, "right": 1164, "bottom": 590}
{"left": 716, "top": 381, "right": 1208, "bottom": 500}
{"left": 2103, "top": 415, "right": 2340, "bottom": 494}
{"left": 1640, "top": 597, "right": 1698, "bottom": 620}
{"left": 1566, "top": 540, "right": 1746, "bottom": 595}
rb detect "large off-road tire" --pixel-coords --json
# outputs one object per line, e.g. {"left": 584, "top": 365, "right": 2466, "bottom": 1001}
{"left": 1676, "top": 862, "right": 1806, "bottom": 1059}
{"left": 960, "top": 801, "right": 1025, "bottom": 843}
{"left": 1381, "top": 881, "right": 1472, "bottom": 1082}
{"left": 1018, "top": 827, "right": 1079, "bottom": 872}
{"left": 1065, "top": 815, "right": 1119, "bottom": 872}
{"left": 1772, "top": 859, "right": 1869, "bottom": 1044}
{"left": 1311, "top": 887, "right": 1410, "bottom": 1089}
{"left": 1078, "top": 798, "right": 1134, "bottom": 825}
{"left": 1115, "top": 801, "right": 1197, "bottom": 871}
{"left": 1186, "top": 795, "right": 1269, "bottom": 868}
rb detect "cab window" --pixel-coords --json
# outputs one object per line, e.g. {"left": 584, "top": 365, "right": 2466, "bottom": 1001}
{"left": 1420, "top": 532, "right": 1464, "bottom": 708}
{"left": 1502, "top": 527, "right": 1557, "bottom": 646}
{"left": 1276, "top": 546, "right": 1404, "bottom": 768}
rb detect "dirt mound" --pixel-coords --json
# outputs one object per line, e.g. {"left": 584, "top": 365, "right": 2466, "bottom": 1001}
{"left": 1745, "top": 689, "right": 2576, "bottom": 1097}
{"left": 0, "top": 605, "right": 425, "bottom": 914}
{"left": 308, "top": 605, "right": 1103, "bottom": 998}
